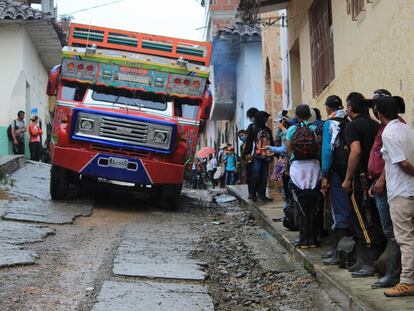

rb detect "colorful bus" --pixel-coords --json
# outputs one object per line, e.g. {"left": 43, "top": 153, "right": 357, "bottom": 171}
{"left": 47, "top": 23, "right": 212, "bottom": 207}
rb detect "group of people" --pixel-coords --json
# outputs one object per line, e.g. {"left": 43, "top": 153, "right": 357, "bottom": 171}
{"left": 191, "top": 144, "right": 240, "bottom": 189}
{"left": 250, "top": 90, "right": 414, "bottom": 297}
{"left": 8, "top": 110, "right": 43, "bottom": 161}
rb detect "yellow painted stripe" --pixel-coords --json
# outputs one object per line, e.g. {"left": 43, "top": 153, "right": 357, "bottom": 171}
{"left": 351, "top": 183, "right": 372, "bottom": 246}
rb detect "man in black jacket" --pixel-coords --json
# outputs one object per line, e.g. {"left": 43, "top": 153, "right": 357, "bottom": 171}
{"left": 243, "top": 108, "right": 258, "bottom": 199}
{"left": 244, "top": 110, "right": 274, "bottom": 202}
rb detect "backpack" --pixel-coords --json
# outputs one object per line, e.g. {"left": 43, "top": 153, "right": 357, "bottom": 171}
{"left": 291, "top": 123, "right": 319, "bottom": 160}
{"left": 330, "top": 117, "right": 350, "bottom": 178}
{"left": 336, "top": 236, "right": 357, "bottom": 269}
{"left": 7, "top": 120, "right": 16, "bottom": 140}
{"left": 255, "top": 129, "right": 274, "bottom": 160}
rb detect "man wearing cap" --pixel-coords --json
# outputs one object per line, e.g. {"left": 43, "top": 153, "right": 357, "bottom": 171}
{"left": 320, "top": 95, "right": 353, "bottom": 264}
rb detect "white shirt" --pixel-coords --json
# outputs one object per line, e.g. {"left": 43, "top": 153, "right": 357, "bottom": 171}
{"left": 289, "top": 159, "right": 321, "bottom": 190}
{"left": 381, "top": 119, "right": 414, "bottom": 201}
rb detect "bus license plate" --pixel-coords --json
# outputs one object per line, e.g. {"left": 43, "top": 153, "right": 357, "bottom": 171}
{"left": 109, "top": 157, "right": 129, "bottom": 169}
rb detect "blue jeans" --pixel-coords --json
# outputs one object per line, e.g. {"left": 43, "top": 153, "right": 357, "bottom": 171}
{"left": 374, "top": 192, "right": 395, "bottom": 240}
{"left": 226, "top": 171, "right": 235, "bottom": 185}
{"left": 330, "top": 172, "right": 352, "bottom": 230}
{"left": 251, "top": 157, "right": 269, "bottom": 198}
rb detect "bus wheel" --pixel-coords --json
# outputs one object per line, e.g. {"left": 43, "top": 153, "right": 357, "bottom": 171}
{"left": 50, "top": 165, "right": 69, "bottom": 200}
{"left": 159, "top": 185, "right": 182, "bottom": 210}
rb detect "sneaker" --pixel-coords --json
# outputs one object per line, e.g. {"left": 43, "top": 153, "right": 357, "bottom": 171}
{"left": 250, "top": 195, "right": 257, "bottom": 202}
{"left": 384, "top": 283, "right": 414, "bottom": 297}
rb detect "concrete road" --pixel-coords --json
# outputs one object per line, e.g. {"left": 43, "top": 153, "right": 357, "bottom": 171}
{"left": 0, "top": 162, "right": 319, "bottom": 311}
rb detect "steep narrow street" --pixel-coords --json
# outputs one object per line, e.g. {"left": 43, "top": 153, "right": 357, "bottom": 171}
{"left": 0, "top": 162, "right": 318, "bottom": 310}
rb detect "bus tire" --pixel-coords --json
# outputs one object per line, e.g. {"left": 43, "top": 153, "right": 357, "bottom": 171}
{"left": 159, "top": 184, "right": 182, "bottom": 210}
{"left": 50, "top": 165, "right": 69, "bottom": 200}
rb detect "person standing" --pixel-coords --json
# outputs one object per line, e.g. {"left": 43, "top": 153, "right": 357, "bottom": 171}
{"left": 286, "top": 104, "right": 321, "bottom": 248}
{"left": 224, "top": 146, "right": 237, "bottom": 185}
{"left": 367, "top": 89, "right": 404, "bottom": 289}
{"left": 320, "top": 95, "right": 353, "bottom": 265}
{"left": 11, "top": 110, "right": 27, "bottom": 155}
{"left": 342, "top": 92, "right": 386, "bottom": 278}
{"left": 243, "top": 108, "right": 259, "bottom": 199}
{"left": 28, "top": 115, "right": 43, "bottom": 161}
{"left": 374, "top": 97, "right": 414, "bottom": 297}
{"left": 245, "top": 110, "right": 274, "bottom": 202}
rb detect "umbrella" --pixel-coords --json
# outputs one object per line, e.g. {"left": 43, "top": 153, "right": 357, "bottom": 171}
{"left": 196, "top": 146, "right": 215, "bottom": 159}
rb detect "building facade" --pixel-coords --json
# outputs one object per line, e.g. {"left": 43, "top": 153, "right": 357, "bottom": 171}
{"left": 201, "top": 0, "right": 265, "bottom": 155}
{"left": 0, "top": 0, "right": 63, "bottom": 155}
{"left": 286, "top": 0, "right": 414, "bottom": 123}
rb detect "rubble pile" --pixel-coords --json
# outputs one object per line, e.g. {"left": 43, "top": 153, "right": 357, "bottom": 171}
{"left": 193, "top": 201, "right": 317, "bottom": 311}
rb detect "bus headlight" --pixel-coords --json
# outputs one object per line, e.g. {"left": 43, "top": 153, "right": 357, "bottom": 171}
{"left": 154, "top": 130, "right": 168, "bottom": 144}
{"left": 79, "top": 118, "right": 94, "bottom": 131}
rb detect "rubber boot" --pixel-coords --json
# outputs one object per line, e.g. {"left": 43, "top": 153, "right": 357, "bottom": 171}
{"left": 323, "top": 228, "right": 349, "bottom": 265}
{"left": 322, "top": 229, "right": 335, "bottom": 259}
{"left": 308, "top": 211, "right": 319, "bottom": 248}
{"left": 372, "top": 240, "right": 401, "bottom": 288}
{"left": 348, "top": 242, "right": 363, "bottom": 272}
{"left": 293, "top": 212, "right": 309, "bottom": 248}
{"left": 351, "top": 246, "right": 377, "bottom": 278}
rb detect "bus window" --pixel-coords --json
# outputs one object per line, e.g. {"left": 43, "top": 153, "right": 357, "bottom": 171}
{"left": 60, "top": 81, "right": 88, "bottom": 102}
{"left": 174, "top": 97, "right": 200, "bottom": 119}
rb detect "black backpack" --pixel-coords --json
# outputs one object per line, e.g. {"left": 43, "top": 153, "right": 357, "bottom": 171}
{"left": 330, "top": 117, "right": 350, "bottom": 178}
{"left": 7, "top": 120, "right": 16, "bottom": 140}
{"left": 291, "top": 123, "right": 319, "bottom": 160}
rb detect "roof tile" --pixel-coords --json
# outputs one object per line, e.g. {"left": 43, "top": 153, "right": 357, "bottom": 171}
{"left": 0, "top": 0, "right": 52, "bottom": 21}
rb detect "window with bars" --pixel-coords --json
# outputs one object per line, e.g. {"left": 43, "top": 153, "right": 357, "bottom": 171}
{"left": 347, "top": 0, "right": 365, "bottom": 20}
{"left": 309, "top": 0, "right": 335, "bottom": 97}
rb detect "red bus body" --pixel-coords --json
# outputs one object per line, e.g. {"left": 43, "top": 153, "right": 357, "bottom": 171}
{"left": 47, "top": 24, "right": 212, "bottom": 196}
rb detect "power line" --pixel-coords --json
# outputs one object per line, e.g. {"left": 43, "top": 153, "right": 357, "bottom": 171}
{"left": 59, "top": 0, "right": 127, "bottom": 16}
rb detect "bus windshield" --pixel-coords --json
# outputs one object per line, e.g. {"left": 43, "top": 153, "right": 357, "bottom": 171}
{"left": 91, "top": 86, "right": 170, "bottom": 111}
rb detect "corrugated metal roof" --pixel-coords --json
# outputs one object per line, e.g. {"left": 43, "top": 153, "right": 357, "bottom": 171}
{"left": 0, "top": 0, "right": 52, "bottom": 20}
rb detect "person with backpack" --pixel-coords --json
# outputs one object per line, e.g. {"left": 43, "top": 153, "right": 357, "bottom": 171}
{"left": 320, "top": 95, "right": 353, "bottom": 265}
{"left": 243, "top": 108, "right": 259, "bottom": 198}
{"left": 244, "top": 110, "right": 274, "bottom": 202}
{"left": 342, "top": 92, "right": 386, "bottom": 278}
{"left": 8, "top": 110, "right": 27, "bottom": 155}
{"left": 224, "top": 146, "right": 237, "bottom": 185}
{"left": 286, "top": 104, "right": 322, "bottom": 248}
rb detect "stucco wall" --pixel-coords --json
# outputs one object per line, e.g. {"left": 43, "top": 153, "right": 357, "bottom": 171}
{"left": 287, "top": 0, "right": 414, "bottom": 126}
{"left": 0, "top": 24, "right": 49, "bottom": 156}
{"left": 261, "top": 11, "right": 283, "bottom": 134}
{"left": 236, "top": 41, "right": 265, "bottom": 131}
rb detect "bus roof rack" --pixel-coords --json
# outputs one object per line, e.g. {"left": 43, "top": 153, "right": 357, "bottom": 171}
{"left": 68, "top": 23, "right": 212, "bottom": 66}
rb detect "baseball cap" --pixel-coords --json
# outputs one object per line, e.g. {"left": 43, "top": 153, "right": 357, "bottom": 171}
{"left": 325, "top": 95, "right": 343, "bottom": 109}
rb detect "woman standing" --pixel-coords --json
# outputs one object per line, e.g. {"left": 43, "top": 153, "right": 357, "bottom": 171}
{"left": 29, "top": 115, "right": 43, "bottom": 161}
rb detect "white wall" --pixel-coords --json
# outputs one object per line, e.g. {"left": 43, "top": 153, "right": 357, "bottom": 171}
{"left": 0, "top": 24, "right": 50, "bottom": 155}
{"left": 236, "top": 41, "right": 265, "bottom": 131}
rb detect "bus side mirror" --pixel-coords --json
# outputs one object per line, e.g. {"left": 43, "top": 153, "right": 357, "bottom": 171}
{"left": 47, "top": 65, "right": 61, "bottom": 96}
{"left": 199, "top": 90, "right": 212, "bottom": 121}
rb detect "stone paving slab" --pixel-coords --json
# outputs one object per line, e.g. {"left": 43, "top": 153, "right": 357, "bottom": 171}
{"left": 0, "top": 220, "right": 53, "bottom": 267}
{"left": 0, "top": 200, "right": 93, "bottom": 224}
{"left": 92, "top": 280, "right": 214, "bottom": 311}
{"left": 113, "top": 228, "right": 205, "bottom": 280}
{"left": 0, "top": 244, "right": 37, "bottom": 267}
